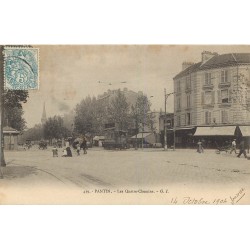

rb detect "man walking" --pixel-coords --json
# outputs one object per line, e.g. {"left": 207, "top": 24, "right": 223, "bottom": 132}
{"left": 230, "top": 139, "right": 237, "bottom": 154}
{"left": 237, "top": 139, "right": 247, "bottom": 158}
{"left": 81, "top": 137, "right": 87, "bottom": 154}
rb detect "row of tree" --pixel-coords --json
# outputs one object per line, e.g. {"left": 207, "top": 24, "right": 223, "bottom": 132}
{"left": 74, "top": 90, "right": 155, "bottom": 136}
{"left": 19, "top": 89, "right": 156, "bottom": 143}
{"left": 22, "top": 116, "right": 71, "bottom": 143}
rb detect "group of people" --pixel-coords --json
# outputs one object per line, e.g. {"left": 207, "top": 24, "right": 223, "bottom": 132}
{"left": 230, "top": 139, "right": 248, "bottom": 159}
{"left": 52, "top": 138, "right": 88, "bottom": 157}
{"left": 196, "top": 138, "right": 249, "bottom": 159}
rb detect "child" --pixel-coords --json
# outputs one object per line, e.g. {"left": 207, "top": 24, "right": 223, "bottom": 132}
{"left": 52, "top": 146, "right": 58, "bottom": 157}
{"left": 62, "top": 148, "right": 67, "bottom": 157}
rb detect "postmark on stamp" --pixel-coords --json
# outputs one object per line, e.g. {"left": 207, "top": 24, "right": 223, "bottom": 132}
{"left": 3, "top": 47, "right": 39, "bottom": 90}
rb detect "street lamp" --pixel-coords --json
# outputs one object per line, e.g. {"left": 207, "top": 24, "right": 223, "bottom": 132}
{"left": 164, "top": 89, "right": 174, "bottom": 151}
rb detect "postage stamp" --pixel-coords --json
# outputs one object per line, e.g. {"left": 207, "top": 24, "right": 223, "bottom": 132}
{"left": 3, "top": 47, "right": 39, "bottom": 90}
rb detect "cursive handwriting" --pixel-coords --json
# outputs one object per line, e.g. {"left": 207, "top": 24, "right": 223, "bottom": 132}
{"left": 230, "top": 188, "right": 246, "bottom": 205}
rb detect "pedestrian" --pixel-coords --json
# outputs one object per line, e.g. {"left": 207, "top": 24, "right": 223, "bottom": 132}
{"left": 230, "top": 139, "right": 237, "bottom": 154}
{"left": 62, "top": 148, "right": 67, "bottom": 157}
{"left": 237, "top": 139, "right": 247, "bottom": 158}
{"left": 76, "top": 143, "right": 80, "bottom": 156}
{"left": 52, "top": 145, "right": 58, "bottom": 157}
{"left": 65, "top": 140, "right": 70, "bottom": 148}
{"left": 66, "top": 146, "right": 73, "bottom": 157}
{"left": 197, "top": 140, "right": 204, "bottom": 153}
{"left": 81, "top": 137, "right": 87, "bottom": 154}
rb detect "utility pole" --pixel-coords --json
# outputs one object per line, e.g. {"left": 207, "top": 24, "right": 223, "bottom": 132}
{"left": 0, "top": 45, "right": 6, "bottom": 170}
{"left": 164, "top": 89, "right": 167, "bottom": 150}
{"left": 164, "top": 89, "right": 174, "bottom": 151}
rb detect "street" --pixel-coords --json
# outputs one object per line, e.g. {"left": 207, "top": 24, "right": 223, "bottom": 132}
{"left": 1, "top": 146, "right": 250, "bottom": 204}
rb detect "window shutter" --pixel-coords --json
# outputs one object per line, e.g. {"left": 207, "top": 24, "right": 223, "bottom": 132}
{"left": 227, "top": 70, "right": 231, "bottom": 83}
{"left": 209, "top": 112, "right": 212, "bottom": 124}
{"left": 211, "top": 72, "right": 214, "bottom": 85}
{"left": 229, "top": 89, "right": 232, "bottom": 103}
{"left": 201, "top": 92, "right": 204, "bottom": 105}
{"left": 204, "top": 73, "right": 207, "bottom": 85}
{"left": 217, "top": 90, "right": 221, "bottom": 103}
{"left": 212, "top": 91, "right": 215, "bottom": 104}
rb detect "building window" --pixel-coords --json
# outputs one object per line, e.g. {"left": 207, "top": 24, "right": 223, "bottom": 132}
{"left": 221, "top": 89, "right": 229, "bottom": 103}
{"left": 177, "top": 116, "right": 181, "bottom": 126}
{"left": 205, "top": 111, "right": 212, "bottom": 124}
{"left": 221, "top": 70, "right": 229, "bottom": 83}
{"left": 186, "top": 113, "right": 191, "bottom": 125}
{"left": 186, "top": 76, "right": 191, "bottom": 89}
{"left": 187, "top": 94, "right": 191, "bottom": 108}
{"left": 205, "top": 72, "right": 212, "bottom": 85}
{"left": 204, "top": 91, "right": 212, "bottom": 105}
{"left": 177, "top": 96, "right": 181, "bottom": 109}
{"left": 221, "top": 110, "right": 229, "bottom": 123}
{"left": 177, "top": 81, "right": 181, "bottom": 92}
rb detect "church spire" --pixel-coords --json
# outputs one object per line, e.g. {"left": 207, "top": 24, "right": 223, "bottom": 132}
{"left": 41, "top": 102, "right": 47, "bottom": 124}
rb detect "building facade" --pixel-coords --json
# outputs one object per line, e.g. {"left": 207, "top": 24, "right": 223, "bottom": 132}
{"left": 173, "top": 51, "right": 250, "bottom": 148}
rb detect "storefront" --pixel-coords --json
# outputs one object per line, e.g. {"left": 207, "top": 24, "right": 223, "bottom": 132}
{"left": 193, "top": 126, "right": 237, "bottom": 148}
{"left": 174, "top": 127, "right": 196, "bottom": 148}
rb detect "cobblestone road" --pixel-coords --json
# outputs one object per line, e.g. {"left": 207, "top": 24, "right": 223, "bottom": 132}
{"left": 1, "top": 147, "right": 249, "bottom": 204}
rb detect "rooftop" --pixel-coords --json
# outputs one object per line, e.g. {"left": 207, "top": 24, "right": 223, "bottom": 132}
{"left": 174, "top": 53, "right": 250, "bottom": 80}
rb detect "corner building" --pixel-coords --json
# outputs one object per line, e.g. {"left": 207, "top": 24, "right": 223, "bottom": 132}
{"left": 173, "top": 51, "right": 250, "bottom": 148}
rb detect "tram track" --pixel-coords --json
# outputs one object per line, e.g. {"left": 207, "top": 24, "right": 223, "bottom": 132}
{"left": 5, "top": 159, "right": 112, "bottom": 188}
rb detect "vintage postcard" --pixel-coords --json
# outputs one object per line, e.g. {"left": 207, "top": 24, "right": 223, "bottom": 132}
{"left": 0, "top": 45, "right": 250, "bottom": 204}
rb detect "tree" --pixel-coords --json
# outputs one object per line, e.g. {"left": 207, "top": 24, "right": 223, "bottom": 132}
{"left": 2, "top": 89, "right": 29, "bottom": 131}
{"left": 131, "top": 94, "right": 155, "bottom": 132}
{"left": 44, "top": 116, "right": 70, "bottom": 143}
{"left": 22, "top": 124, "right": 44, "bottom": 142}
{"left": 107, "top": 90, "right": 130, "bottom": 131}
{"left": 74, "top": 96, "right": 107, "bottom": 135}
{"left": 6, "top": 107, "right": 26, "bottom": 131}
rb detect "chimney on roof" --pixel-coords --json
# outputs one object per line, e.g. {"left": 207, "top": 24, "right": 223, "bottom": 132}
{"left": 182, "top": 62, "right": 194, "bottom": 71}
{"left": 201, "top": 51, "right": 218, "bottom": 62}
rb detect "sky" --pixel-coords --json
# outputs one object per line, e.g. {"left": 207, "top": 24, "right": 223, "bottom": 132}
{"left": 22, "top": 45, "right": 250, "bottom": 127}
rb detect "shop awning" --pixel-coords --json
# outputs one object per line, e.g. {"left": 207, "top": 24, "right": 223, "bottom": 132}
{"left": 194, "top": 126, "right": 236, "bottom": 136}
{"left": 175, "top": 127, "right": 195, "bottom": 131}
{"left": 131, "top": 132, "right": 152, "bottom": 139}
{"left": 239, "top": 126, "right": 250, "bottom": 136}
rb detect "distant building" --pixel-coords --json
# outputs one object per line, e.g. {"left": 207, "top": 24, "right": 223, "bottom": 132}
{"left": 173, "top": 51, "right": 250, "bottom": 148}
{"left": 97, "top": 88, "right": 140, "bottom": 110}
